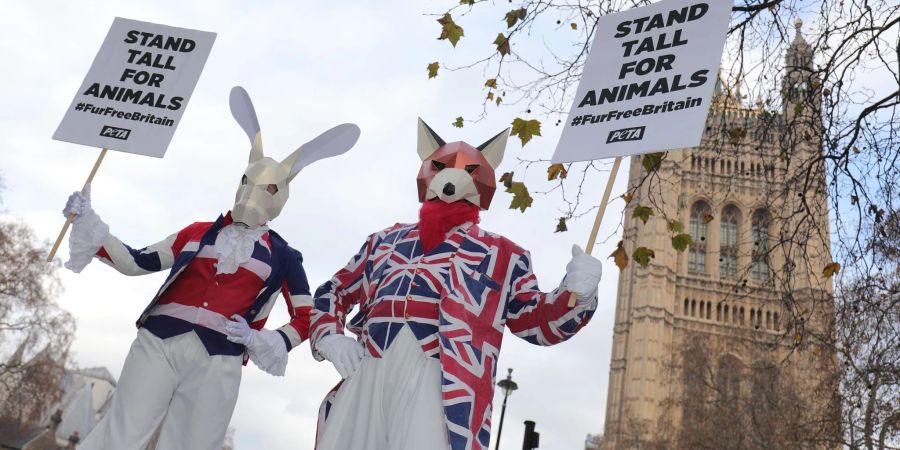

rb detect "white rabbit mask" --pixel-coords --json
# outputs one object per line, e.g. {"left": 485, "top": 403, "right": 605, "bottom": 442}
{"left": 229, "top": 86, "right": 360, "bottom": 228}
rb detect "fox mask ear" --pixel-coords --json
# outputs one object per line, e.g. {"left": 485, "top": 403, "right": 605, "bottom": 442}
{"left": 477, "top": 128, "right": 509, "bottom": 169}
{"left": 230, "top": 86, "right": 264, "bottom": 163}
{"left": 417, "top": 118, "right": 445, "bottom": 161}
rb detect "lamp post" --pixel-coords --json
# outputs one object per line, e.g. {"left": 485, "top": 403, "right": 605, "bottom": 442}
{"left": 494, "top": 368, "right": 518, "bottom": 450}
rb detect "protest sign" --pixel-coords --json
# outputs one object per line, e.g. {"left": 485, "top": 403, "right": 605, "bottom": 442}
{"left": 47, "top": 18, "right": 215, "bottom": 261}
{"left": 53, "top": 17, "right": 216, "bottom": 158}
{"left": 555, "top": 0, "right": 732, "bottom": 306}
{"left": 552, "top": 0, "right": 732, "bottom": 163}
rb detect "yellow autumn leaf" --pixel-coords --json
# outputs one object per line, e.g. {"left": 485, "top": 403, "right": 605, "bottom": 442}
{"left": 437, "top": 14, "right": 464, "bottom": 47}
{"left": 609, "top": 240, "right": 629, "bottom": 270}
{"left": 510, "top": 118, "right": 541, "bottom": 146}
{"left": 427, "top": 62, "right": 439, "bottom": 79}
{"left": 506, "top": 181, "right": 533, "bottom": 212}
{"left": 494, "top": 33, "right": 510, "bottom": 56}
{"left": 823, "top": 262, "right": 841, "bottom": 278}
{"left": 633, "top": 247, "right": 655, "bottom": 267}
{"left": 547, "top": 163, "right": 568, "bottom": 180}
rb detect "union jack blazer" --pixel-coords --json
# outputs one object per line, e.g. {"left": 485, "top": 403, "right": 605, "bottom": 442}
{"left": 311, "top": 222, "right": 596, "bottom": 450}
{"left": 96, "top": 213, "right": 312, "bottom": 356}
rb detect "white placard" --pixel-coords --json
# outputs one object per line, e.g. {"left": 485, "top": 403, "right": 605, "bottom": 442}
{"left": 552, "top": 0, "right": 732, "bottom": 163}
{"left": 53, "top": 17, "right": 216, "bottom": 158}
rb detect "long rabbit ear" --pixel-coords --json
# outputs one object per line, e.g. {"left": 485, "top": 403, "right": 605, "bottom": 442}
{"left": 282, "top": 124, "right": 361, "bottom": 182}
{"left": 229, "top": 86, "right": 264, "bottom": 162}
{"left": 477, "top": 128, "right": 509, "bottom": 169}
{"left": 417, "top": 118, "right": 445, "bottom": 161}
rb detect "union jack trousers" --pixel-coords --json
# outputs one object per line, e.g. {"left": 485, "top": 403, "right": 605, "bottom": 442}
{"left": 311, "top": 222, "right": 597, "bottom": 450}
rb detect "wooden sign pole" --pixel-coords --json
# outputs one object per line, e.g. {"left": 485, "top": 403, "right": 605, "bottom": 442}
{"left": 46, "top": 148, "right": 108, "bottom": 262}
{"left": 568, "top": 155, "right": 623, "bottom": 308}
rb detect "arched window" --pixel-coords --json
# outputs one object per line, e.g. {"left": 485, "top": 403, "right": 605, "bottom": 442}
{"left": 720, "top": 205, "right": 740, "bottom": 279}
{"left": 689, "top": 201, "right": 710, "bottom": 273}
{"left": 752, "top": 209, "right": 771, "bottom": 281}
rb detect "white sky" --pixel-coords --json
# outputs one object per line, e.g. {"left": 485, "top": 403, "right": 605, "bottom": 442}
{"left": 0, "top": 2, "right": 630, "bottom": 449}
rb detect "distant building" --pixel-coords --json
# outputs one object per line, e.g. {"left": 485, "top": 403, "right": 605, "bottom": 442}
{"left": 0, "top": 367, "right": 114, "bottom": 450}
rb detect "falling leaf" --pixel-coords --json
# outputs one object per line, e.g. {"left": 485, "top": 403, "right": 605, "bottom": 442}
{"left": 704, "top": 213, "right": 714, "bottom": 224}
{"left": 823, "top": 262, "right": 841, "bottom": 278}
{"left": 506, "top": 181, "right": 533, "bottom": 212}
{"left": 427, "top": 62, "right": 440, "bottom": 79}
{"left": 452, "top": 117, "right": 464, "bottom": 128}
{"left": 555, "top": 217, "right": 568, "bottom": 233}
{"left": 437, "top": 14, "right": 464, "bottom": 47}
{"left": 510, "top": 118, "right": 541, "bottom": 146}
{"left": 486, "top": 92, "right": 495, "bottom": 101}
{"left": 632, "top": 205, "right": 654, "bottom": 224}
{"left": 794, "top": 104, "right": 805, "bottom": 114}
{"left": 499, "top": 171, "right": 514, "bottom": 188}
{"left": 793, "top": 331, "right": 802, "bottom": 344}
{"left": 671, "top": 233, "right": 693, "bottom": 252}
{"left": 641, "top": 152, "right": 664, "bottom": 172}
{"left": 460, "top": 0, "right": 474, "bottom": 4}
{"left": 485, "top": 78, "right": 497, "bottom": 88}
{"left": 622, "top": 193, "right": 633, "bottom": 204}
{"left": 570, "top": 22, "right": 578, "bottom": 30}
{"left": 547, "top": 163, "right": 568, "bottom": 180}
{"left": 633, "top": 247, "right": 655, "bottom": 267}
{"left": 505, "top": 8, "right": 527, "bottom": 28}
{"left": 496, "top": 96, "right": 503, "bottom": 106}
{"left": 494, "top": 33, "right": 510, "bottom": 56}
{"left": 667, "top": 219, "right": 684, "bottom": 233}
{"left": 609, "top": 240, "right": 628, "bottom": 270}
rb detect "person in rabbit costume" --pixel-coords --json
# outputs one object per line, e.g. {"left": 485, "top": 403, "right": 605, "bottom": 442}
{"left": 60, "top": 87, "right": 360, "bottom": 450}
{"left": 310, "top": 119, "right": 602, "bottom": 450}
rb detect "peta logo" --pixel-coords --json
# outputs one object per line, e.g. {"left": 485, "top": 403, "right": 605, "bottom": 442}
{"left": 606, "top": 126, "right": 645, "bottom": 143}
{"left": 99, "top": 126, "right": 131, "bottom": 140}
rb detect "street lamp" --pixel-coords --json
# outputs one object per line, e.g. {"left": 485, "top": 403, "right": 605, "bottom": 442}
{"left": 494, "top": 368, "right": 519, "bottom": 450}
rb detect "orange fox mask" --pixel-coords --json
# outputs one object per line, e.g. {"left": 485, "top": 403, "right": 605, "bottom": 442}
{"left": 415, "top": 119, "right": 509, "bottom": 210}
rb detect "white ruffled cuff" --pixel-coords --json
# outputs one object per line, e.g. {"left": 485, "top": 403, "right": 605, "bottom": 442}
{"left": 248, "top": 329, "right": 289, "bottom": 376}
{"left": 64, "top": 210, "right": 109, "bottom": 273}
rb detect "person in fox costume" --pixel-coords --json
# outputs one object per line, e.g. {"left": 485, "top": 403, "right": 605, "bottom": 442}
{"left": 311, "top": 119, "right": 603, "bottom": 450}
{"left": 59, "top": 87, "right": 359, "bottom": 450}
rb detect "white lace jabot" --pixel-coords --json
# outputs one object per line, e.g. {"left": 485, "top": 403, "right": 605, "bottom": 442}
{"left": 214, "top": 223, "right": 267, "bottom": 275}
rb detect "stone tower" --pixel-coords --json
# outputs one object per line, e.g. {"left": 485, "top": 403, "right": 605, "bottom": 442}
{"left": 600, "top": 21, "right": 837, "bottom": 449}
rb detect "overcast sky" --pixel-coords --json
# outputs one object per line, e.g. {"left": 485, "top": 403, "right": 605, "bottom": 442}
{"left": 1, "top": 2, "right": 630, "bottom": 449}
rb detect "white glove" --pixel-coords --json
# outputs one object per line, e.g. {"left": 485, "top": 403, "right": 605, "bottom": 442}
{"left": 63, "top": 185, "right": 95, "bottom": 221}
{"left": 62, "top": 184, "right": 110, "bottom": 273}
{"left": 225, "top": 315, "right": 288, "bottom": 376}
{"left": 316, "top": 334, "right": 365, "bottom": 379}
{"left": 563, "top": 244, "right": 603, "bottom": 304}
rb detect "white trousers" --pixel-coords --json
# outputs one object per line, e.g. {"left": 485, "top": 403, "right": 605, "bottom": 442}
{"left": 316, "top": 326, "right": 449, "bottom": 450}
{"left": 78, "top": 329, "right": 242, "bottom": 450}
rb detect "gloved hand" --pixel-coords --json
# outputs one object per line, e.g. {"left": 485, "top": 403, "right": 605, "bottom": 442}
{"left": 316, "top": 334, "right": 365, "bottom": 378}
{"left": 225, "top": 315, "right": 288, "bottom": 376}
{"left": 563, "top": 244, "right": 603, "bottom": 304}
{"left": 62, "top": 184, "right": 110, "bottom": 273}
{"left": 63, "top": 185, "right": 97, "bottom": 223}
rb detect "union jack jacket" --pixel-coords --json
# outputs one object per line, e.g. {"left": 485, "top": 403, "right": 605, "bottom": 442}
{"left": 96, "top": 213, "right": 312, "bottom": 356}
{"left": 311, "top": 222, "right": 596, "bottom": 450}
